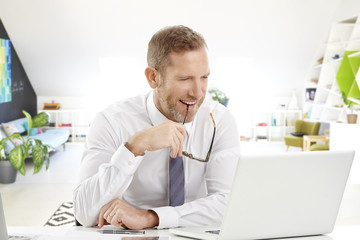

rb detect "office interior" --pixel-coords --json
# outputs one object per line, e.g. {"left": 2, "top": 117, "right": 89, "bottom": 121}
{"left": 0, "top": 0, "right": 359, "bottom": 234}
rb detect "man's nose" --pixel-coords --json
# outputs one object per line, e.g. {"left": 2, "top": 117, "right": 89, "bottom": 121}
{"left": 189, "top": 79, "right": 204, "bottom": 99}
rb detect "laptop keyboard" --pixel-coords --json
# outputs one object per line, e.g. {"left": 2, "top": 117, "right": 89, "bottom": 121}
{"left": 9, "top": 235, "right": 40, "bottom": 240}
{"left": 205, "top": 230, "right": 220, "bottom": 235}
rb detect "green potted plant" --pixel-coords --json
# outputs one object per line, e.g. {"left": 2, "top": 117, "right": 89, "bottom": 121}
{"left": 0, "top": 110, "right": 51, "bottom": 183}
{"left": 208, "top": 87, "right": 229, "bottom": 107}
{"left": 0, "top": 133, "right": 20, "bottom": 183}
{"left": 341, "top": 91, "right": 358, "bottom": 124}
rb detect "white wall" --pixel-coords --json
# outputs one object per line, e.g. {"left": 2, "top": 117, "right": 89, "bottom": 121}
{"left": 333, "top": 0, "right": 360, "bottom": 22}
{"left": 2, "top": 0, "right": 357, "bottom": 137}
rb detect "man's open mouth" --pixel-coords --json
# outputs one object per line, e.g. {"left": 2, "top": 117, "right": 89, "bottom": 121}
{"left": 180, "top": 100, "right": 196, "bottom": 107}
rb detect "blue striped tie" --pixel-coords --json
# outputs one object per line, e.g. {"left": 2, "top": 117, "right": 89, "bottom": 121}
{"left": 169, "top": 156, "right": 185, "bottom": 206}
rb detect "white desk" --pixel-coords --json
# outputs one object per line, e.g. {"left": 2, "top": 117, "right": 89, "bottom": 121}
{"left": 330, "top": 122, "right": 360, "bottom": 184}
{"left": 7, "top": 225, "right": 360, "bottom": 240}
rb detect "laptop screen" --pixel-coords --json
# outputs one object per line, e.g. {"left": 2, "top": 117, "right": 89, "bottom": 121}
{"left": 0, "top": 193, "right": 8, "bottom": 240}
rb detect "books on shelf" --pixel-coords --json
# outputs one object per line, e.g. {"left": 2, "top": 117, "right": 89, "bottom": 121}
{"left": 285, "top": 117, "right": 290, "bottom": 126}
{"left": 271, "top": 115, "right": 276, "bottom": 126}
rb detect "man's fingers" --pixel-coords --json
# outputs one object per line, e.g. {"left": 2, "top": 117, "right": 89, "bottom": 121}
{"left": 110, "top": 208, "right": 124, "bottom": 227}
{"left": 104, "top": 205, "right": 115, "bottom": 219}
{"left": 174, "top": 128, "right": 185, "bottom": 157}
{"left": 176, "top": 124, "right": 187, "bottom": 138}
{"left": 171, "top": 133, "right": 181, "bottom": 158}
{"left": 97, "top": 205, "right": 107, "bottom": 227}
{"left": 98, "top": 214, "right": 105, "bottom": 227}
{"left": 99, "top": 198, "right": 158, "bottom": 229}
{"left": 98, "top": 199, "right": 117, "bottom": 227}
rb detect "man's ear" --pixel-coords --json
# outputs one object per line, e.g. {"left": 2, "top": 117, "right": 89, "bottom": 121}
{"left": 145, "top": 67, "right": 158, "bottom": 89}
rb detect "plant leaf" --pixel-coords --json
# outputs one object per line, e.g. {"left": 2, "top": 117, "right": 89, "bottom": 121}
{"left": 0, "top": 133, "right": 21, "bottom": 145}
{"left": 32, "top": 112, "right": 49, "bottom": 128}
{"left": 43, "top": 146, "right": 50, "bottom": 170}
{"left": 22, "top": 110, "right": 33, "bottom": 130}
{"left": 32, "top": 140, "right": 44, "bottom": 174}
{"left": 0, "top": 145, "right": 4, "bottom": 160}
{"left": 18, "top": 164, "right": 26, "bottom": 176}
{"left": 9, "top": 132, "right": 21, "bottom": 139}
{"left": 9, "top": 146, "right": 26, "bottom": 175}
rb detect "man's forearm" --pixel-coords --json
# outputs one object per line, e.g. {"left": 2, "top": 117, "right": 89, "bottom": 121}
{"left": 97, "top": 198, "right": 160, "bottom": 229}
{"left": 74, "top": 150, "right": 141, "bottom": 226}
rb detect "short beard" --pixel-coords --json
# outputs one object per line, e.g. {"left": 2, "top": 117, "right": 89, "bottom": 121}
{"left": 156, "top": 87, "right": 183, "bottom": 123}
{"left": 169, "top": 105, "right": 183, "bottom": 123}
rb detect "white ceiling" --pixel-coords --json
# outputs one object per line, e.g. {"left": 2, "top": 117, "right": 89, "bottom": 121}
{"left": 0, "top": 0, "right": 358, "bottom": 102}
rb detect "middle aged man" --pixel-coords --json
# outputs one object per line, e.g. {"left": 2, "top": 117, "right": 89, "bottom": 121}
{"left": 73, "top": 25, "right": 241, "bottom": 230}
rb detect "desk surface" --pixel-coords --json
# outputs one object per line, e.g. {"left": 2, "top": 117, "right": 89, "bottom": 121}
{"left": 7, "top": 225, "right": 360, "bottom": 240}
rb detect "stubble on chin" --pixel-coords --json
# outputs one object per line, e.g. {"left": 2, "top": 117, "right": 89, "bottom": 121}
{"left": 155, "top": 88, "right": 181, "bottom": 122}
{"left": 164, "top": 94, "right": 183, "bottom": 123}
{"left": 169, "top": 106, "right": 183, "bottom": 123}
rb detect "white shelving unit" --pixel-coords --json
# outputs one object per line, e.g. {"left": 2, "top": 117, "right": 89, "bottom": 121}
{"left": 304, "top": 16, "right": 360, "bottom": 123}
{"left": 39, "top": 109, "right": 95, "bottom": 143}
{"left": 252, "top": 110, "right": 303, "bottom": 142}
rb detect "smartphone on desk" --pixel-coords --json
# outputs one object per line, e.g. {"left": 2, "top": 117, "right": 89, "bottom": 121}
{"left": 99, "top": 229, "right": 145, "bottom": 234}
{"left": 121, "top": 237, "right": 169, "bottom": 240}
{"left": 98, "top": 226, "right": 169, "bottom": 239}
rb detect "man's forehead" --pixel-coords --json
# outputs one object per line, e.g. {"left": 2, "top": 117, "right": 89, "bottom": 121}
{"left": 165, "top": 49, "right": 209, "bottom": 70}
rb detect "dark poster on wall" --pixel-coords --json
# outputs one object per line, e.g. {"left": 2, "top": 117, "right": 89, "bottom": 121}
{"left": 0, "top": 18, "right": 37, "bottom": 123}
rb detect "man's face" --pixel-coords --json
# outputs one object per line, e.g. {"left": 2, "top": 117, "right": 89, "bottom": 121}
{"left": 153, "top": 48, "right": 210, "bottom": 123}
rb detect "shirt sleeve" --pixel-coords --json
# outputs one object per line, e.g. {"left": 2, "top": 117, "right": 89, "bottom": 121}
{"left": 152, "top": 110, "right": 241, "bottom": 229}
{"left": 73, "top": 112, "right": 144, "bottom": 227}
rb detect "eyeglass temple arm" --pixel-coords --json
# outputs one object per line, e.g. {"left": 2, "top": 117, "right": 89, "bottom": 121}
{"left": 205, "top": 113, "right": 216, "bottom": 161}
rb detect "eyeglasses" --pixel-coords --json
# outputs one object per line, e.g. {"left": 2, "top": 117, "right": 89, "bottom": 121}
{"left": 182, "top": 113, "right": 216, "bottom": 162}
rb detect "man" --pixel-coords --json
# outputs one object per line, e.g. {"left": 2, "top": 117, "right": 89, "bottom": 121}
{"left": 73, "top": 25, "right": 240, "bottom": 230}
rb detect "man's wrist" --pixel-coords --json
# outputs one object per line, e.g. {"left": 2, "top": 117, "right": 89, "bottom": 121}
{"left": 125, "top": 141, "right": 145, "bottom": 157}
{"left": 146, "top": 210, "right": 159, "bottom": 228}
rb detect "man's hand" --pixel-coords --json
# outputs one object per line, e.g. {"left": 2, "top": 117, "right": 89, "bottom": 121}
{"left": 126, "top": 120, "right": 186, "bottom": 158}
{"left": 97, "top": 198, "right": 159, "bottom": 230}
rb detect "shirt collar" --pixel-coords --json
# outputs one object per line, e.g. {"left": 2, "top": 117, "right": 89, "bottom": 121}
{"left": 146, "top": 91, "right": 193, "bottom": 135}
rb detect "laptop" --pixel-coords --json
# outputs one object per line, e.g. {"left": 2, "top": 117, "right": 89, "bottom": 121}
{"left": 0, "top": 193, "right": 7, "bottom": 240}
{"left": 170, "top": 150, "right": 354, "bottom": 240}
{"left": 0, "top": 193, "right": 41, "bottom": 240}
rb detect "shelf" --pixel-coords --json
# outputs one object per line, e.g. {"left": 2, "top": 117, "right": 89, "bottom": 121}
{"left": 317, "top": 86, "right": 332, "bottom": 93}
{"left": 324, "top": 106, "right": 344, "bottom": 112}
{"left": 39, "top": 109, "right": 94, "bottom": 143}
{"left": 253, "top": 126, "right": 296, "bottom": 129}
{"left": 326, "top": 39, "right": 360, "bottom": 45}
{"left": 312, "top": 64, "right": 323, "bottom": 69}
{"left": 305, "top": 15, "right": 360, "bottom": 123}
{"left": 252, "top": 110, "right": 302, "bottom": 141}
{"left": 349, "top": 51, "right": 360, "bottom": 58}
{"left": 267, "top": 109, "right": 302, "bottom": 113}
{"left": 348, "top": 97, "right": 360, "bottom": 104}
{"left": 328, "top": 90, "right": 342, "bottom": 97}
{"left": 305, "top": 83, "right": 318, "bottom": 88}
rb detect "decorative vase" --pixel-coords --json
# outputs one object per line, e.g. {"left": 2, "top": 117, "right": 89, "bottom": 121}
{"left": 221, "top": 99, "right": 229, "bottom": 107}
{"left": 0, "top": 160, "right": 17, "bottom": 184}
{"left": 347, "top": 114, "right": 358, "bottom": 124}
{"left": 288, "top": 89, "right": 299, "bottom": 110}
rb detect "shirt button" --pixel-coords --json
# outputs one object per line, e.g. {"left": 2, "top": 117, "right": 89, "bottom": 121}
{"left": 128, "top": 161, "right": 133, "bottom": 166}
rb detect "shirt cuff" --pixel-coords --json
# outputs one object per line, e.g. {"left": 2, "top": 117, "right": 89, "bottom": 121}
{"left": 151, "top": 206, "right": 179, "bottom": 229}
{"left": 110, "top": 143, "right": 143, "bottom": 175}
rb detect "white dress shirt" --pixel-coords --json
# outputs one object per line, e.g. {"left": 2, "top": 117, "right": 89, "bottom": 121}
{"left": 73, "top": 91, "right": 241, "bottom": 228}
